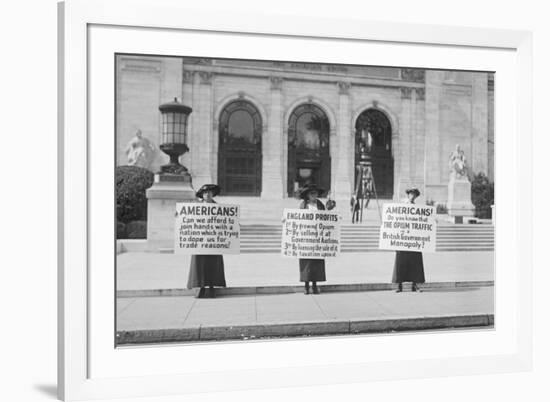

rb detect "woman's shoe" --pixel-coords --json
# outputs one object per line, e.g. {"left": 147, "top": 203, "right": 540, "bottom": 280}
{"left": 395, "top": 283, "right": 403, "bottom": 293}
{"left": 196, "top": 287, "right": 206, "bottom": 298}
{"left": 412, "top": 283, "right": 422, "bottom": 292}
{"left": 207, "top": 287, "right": 216, "bottom": 298}
{"left": 312, "top": 285, "right": 320, "bottom": 295}
{"left": 304, "top": 283, "right": 310, "bottom": 295}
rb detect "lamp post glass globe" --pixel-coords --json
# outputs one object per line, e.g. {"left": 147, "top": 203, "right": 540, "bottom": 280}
{"left": 158, "top": 97, "right": 193, "bottom": 174}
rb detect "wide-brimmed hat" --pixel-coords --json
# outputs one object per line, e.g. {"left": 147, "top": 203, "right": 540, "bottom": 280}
{"left": 405, "top": 187, "right": 421, "bottom": 198}
{"left": 298, "top": 184, "right": 326, "bottom": 200}
{"left": 196, "top": 184, "right": 221, "bottom": 199}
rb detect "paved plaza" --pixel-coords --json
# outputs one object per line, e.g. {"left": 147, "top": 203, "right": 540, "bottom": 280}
{"left": 117, "top": 251, "right": 494, "bottom": 292}
{"left": 117, "top": 285, "right": 494, "bottom": 344}
{"left": 116, "top": 250, "right": 494, "bottom": 344}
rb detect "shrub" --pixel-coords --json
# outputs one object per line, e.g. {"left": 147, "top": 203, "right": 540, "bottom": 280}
{"left": 471, "top": 172, "right": 494, "bottom": 219}
{"left": 116, "top": 165, "right": 154, "bottom": 225}
{"left": 125, "top": 220, "right": 148, "bottom": 239}
{"left": 117, "top": 221, "right": 127, "bottom": 238}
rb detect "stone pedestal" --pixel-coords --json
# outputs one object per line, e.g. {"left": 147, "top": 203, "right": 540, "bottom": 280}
{"left": 446, "top": 176, "right": 475, "bottom": 217}
{"left": 146, "top": 173, "right": 196, "bottom": 250}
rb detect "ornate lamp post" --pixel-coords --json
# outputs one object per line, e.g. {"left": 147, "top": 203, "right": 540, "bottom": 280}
{"left": 146, "top": 97, "right": 196, "bottom": 250}
{"left": 158, "top": 97, "right": 192, "bottom": 175}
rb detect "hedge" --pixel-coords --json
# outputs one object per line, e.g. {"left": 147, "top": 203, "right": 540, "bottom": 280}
{"left": 116, "top": 165, "right": 154, "bottom": 227}
{"left": 471, "top": 172, "right": 494, "bottom": 219}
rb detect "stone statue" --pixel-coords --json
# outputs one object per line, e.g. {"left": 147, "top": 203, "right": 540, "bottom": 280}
{"left": 448, "top": 144, "right": 468, "bottom": 179}
{"left": 125, "top": 129, "right": 156, "bottom": 170}
{"left": 446, "top": 144, "right": 474, "bottom": 217}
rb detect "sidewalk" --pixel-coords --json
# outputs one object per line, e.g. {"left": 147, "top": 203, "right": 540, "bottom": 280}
{"left": 117, "top": 251, "right": 494, "bottom": 294}
{"left": 117, "top": 286, "right": 494, "bottom": 344}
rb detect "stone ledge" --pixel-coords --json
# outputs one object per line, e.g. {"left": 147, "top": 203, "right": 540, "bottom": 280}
{"left": 116, "top": 314, "right": 494, "bottom": 345}
{"left": 117, "top": 280, "right": 494, "bottom": 298}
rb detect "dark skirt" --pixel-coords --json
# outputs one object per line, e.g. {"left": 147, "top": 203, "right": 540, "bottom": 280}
{"left": 299, "top": 259, "right": 326, "bottom": 282}
{"left": 187, "top": 255, "right": 226, "bottom": 289}
{"left": 392, "top": 251, "right": 425, "bottom": 283}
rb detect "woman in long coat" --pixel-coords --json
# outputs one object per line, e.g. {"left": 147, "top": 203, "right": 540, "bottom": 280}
{"left": 392, "top": 188, "right": 426, "bottom": 292}
{"left": 187, "top": 184, "right": 227, "bottom": 298}
{"left": 298, "top": 184, "right": 329, "bottom": 295}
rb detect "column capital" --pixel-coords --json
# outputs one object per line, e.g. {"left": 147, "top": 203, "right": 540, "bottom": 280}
{"left": 337, "top": 81, "right": 351, "bottom": 95}
{"left": 182, "top": 70, "right": 194, "bottom": 83}
{"left": 416, "top": 88, "right": 425, "bottom": 101}
{"left": 400, "top": 87, "right": 413, "bottom": 99}
{"left": 198, "top": 71, "right": 214, "bottom": 85}
{"left": 270, "top": 76, "right": 283, "bottom": 90}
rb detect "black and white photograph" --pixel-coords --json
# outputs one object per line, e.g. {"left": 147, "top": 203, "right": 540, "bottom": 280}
{"left": 6, "top": 0, "right": 550, "bottom": 400}
{"left": 115, "top": 55, "right": 495, "bottom": 346}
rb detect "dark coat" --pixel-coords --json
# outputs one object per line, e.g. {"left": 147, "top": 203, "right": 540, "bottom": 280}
{"left": 187, "top": 254, "right": 226, "bottom": 288}
{"left": 298, "top": 199, "right": 327, "bottom": 282}
{"left": 186, "top": 199, "right": 227, "bottom": 289}
{"left": 391, "top": 199, "right": 425, "bottom": 284}
{"left": 392, "top": 251, "right": 425, "bottom": 284}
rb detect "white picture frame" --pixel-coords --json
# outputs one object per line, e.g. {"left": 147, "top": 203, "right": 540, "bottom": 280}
{"left": 58, "top": 0, "right": 533, "bottom": 400}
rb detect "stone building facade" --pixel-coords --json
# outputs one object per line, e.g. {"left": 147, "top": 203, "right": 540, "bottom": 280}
{"left": 116, "top": 55, "right": 494, "bottom": 203}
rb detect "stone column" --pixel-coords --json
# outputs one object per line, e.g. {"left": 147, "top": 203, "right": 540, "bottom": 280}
{"left": 193, "top": 71, "right": 214, "bottom": 188}
{"left": 414, "top": 88, "right": 426, "bottom": 197}
{"left": 409, "top": 88, "right": 417, "bottom": 181}
{"left": 396, "top": 87, "right": 413, "bottom": 199}
{"left": 334, "top": 81, "right": 353, "bottom": 200}
{"left": 471, "top": 72, "right": 489, "bottom": 175}
{"left": 424, "top": 70, "right": 445, "bottom": 202}
{"left": 189, "top": 71, "right": 201, "bottom": 182}
{"left": 487, "top": 75, "right": 495, "bottom": 181}
{"left": 262, "top": 77, "right": 284, "bottom": 198}
{"left": 181, "top": 69, "right": 194, "bottom": 170}
{"left": 158, "top": 57, "right": 184, "bottom": 167}
{"left": 161, "top": 58, "right": 183, "bottom": 103}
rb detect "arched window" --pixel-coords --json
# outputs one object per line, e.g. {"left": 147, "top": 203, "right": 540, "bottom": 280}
{"left": 354, "top": 108, "right": 394, "bottom": 198}
{"left": 218, "top": 100, "right": 262, "bottom": 195}
{"left": 287, "top": 103, "right": 331, "bottom": 196}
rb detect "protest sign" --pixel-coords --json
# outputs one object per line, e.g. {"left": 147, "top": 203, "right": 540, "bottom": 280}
{"left": 174, "top": 202, "right": 240, "bottom": 254}
{"left": 378, "top": 203, "right": 436, "bottom": 252}
{"left": 281, "top": 208, "right": 341, "bottom": 259}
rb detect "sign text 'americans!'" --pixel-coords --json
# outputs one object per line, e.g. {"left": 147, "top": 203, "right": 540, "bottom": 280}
{"left": 174, "top": 203, "right": 240, "bottom": 254}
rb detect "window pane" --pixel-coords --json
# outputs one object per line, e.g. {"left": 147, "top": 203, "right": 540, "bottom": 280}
{"left": 178, "top": 123, "right": 186, "bottom": 142}
{"left": 166, "top": 113, "right": 174, "bottom": 124}
{"left": 296, "top": 112, "right": 320, "bottom": 151}
{"left": 228, "top": 110, "right": 254, "bottom": 144}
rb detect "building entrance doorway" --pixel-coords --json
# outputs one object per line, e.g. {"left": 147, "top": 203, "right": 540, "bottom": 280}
{"left": 287, "top": 103, "right": 331, "bottom": 196}
{"left": 218, "top": 100, "right": 262, "bottom": 195}
{"left": 354, "top": 108, "right": 394, "bottom": 198}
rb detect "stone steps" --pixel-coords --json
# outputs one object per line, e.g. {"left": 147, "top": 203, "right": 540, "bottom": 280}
{"left": 238, "top": 224, "right": 495, "bottom": 253}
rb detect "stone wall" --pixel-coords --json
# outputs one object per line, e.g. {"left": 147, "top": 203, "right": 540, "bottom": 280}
{"left": 116, "top": 55, "right": 182, "bottom": 173}
{"left": 423, "top": 70, "right": 490, "bottom": 204}
{"left": 116, "top": 56, "right": 493, "bottom": 204}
